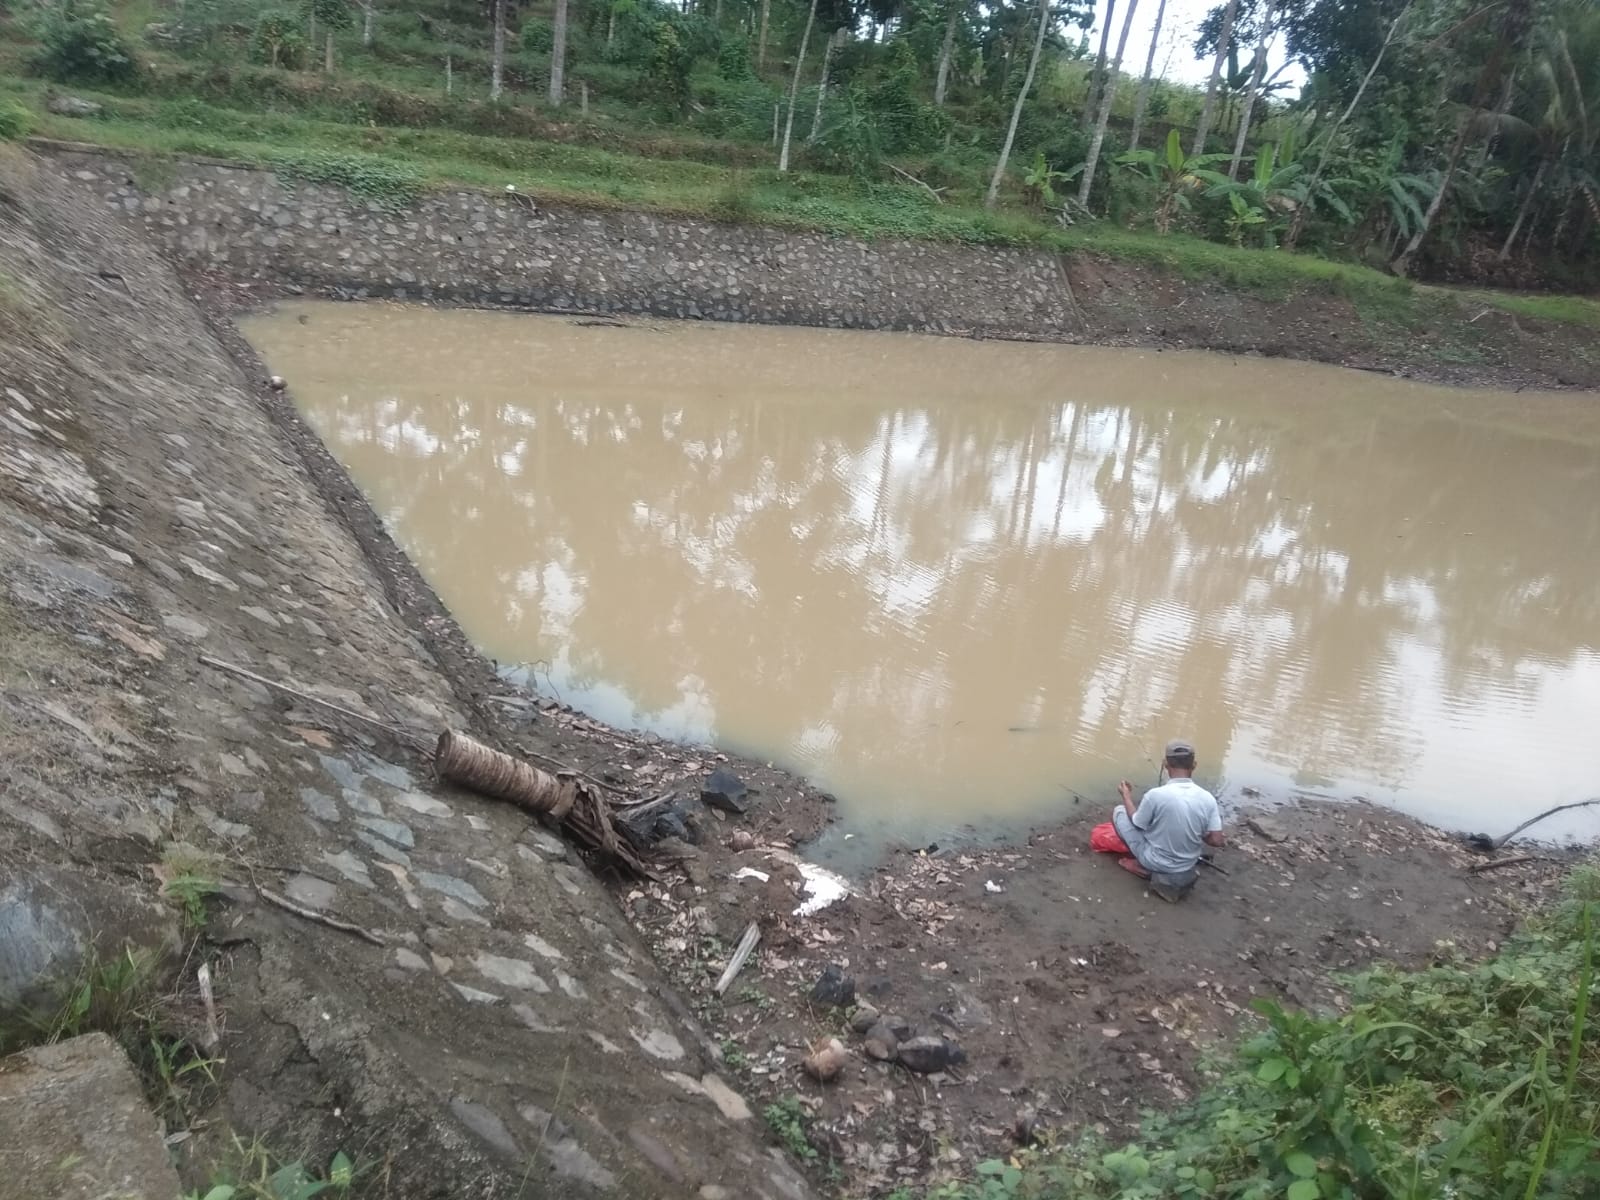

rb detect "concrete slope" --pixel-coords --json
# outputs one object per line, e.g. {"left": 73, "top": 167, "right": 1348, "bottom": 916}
{"left": 0, "top": 145, "right": 807, "bottom": 1200}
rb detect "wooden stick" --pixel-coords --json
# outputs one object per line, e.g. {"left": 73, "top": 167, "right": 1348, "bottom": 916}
{"left": 199, "top": 655, "right": 427, "bottom": 751}
{"left": 715, "top": 922, "right": 761, "bottom": 995}
{"left": 196, "top": 962, "right": 221, "bottom": 1051}
{"left": 257, "top": 885, "right": 386, "bottom": 946}
{"left": 1468, "top": 854, "right": 1540, "bottom": 874}
{"left": 1470, "top": 797, "right": 1600, "bottom": 851}
{"left": 887, "top": 162, "right": 946, "bottom": 203}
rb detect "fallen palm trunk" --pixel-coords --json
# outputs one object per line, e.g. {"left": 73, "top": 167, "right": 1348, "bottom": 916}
{"left": 435, "top": 729, "right": 649, "bottom": 876}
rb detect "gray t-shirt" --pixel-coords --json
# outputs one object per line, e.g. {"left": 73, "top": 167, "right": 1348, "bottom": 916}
{"left": 1131, "top": 778, "right": 1222, "bottom": 874}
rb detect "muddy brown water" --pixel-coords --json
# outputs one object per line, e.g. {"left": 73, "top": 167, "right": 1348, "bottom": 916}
{"left": 243, "top": 302, "right": 1600, "bottom": 849}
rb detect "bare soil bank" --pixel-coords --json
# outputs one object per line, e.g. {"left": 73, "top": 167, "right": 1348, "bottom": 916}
{"left": 192, "top": 273, "right": 1591, "bottom": 1195}
{"left": 1058, "top": 255, "right": 1600, "bottom": 392}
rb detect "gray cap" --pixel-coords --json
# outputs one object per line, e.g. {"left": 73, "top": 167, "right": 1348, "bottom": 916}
{"left": 1164, "top": 738, "right": 1197, "bottom": 761}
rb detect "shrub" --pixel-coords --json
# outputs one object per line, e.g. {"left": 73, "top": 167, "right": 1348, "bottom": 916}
{"left": 265, "top": 148, "right": 423, "bottom": 210}
{"left": 30, "top": 1, "right": 140, "bottom": 86}
{"left": 520, "top": 18, "right": 554, "bottom": 54}
{"left": 249, "top": 10, "right": 308, "bottom": 70}
{"left": 0, "top": 100, "right": 34, "bottom": 142}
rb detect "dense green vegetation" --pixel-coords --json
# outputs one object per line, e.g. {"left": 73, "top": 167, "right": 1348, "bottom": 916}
{"left": 0, "top": 0, "right": 1594, "bottom": 297}
{"left": 911, "top": 867, "right": 1600, "bottom": 1200}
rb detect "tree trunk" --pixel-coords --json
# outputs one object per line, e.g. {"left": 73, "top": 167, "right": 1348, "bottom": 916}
{"left": 1283, "top": 0, "right": 1410, "bottom": 251}
{"left": 307, "top": 5, "right": 316, "bottom": 51}
{"left": 550, "top": 0, "right": 569, "bottom": 105}
{"left": 490, "top": 0, "right": 506, "bottom": 100}
{"left": 934, "top": 3, "right": 958, "bottom": 107}
{"left": 1476, "top": 69, "right": 1517, "bottom": 170}
{"left": 324, "top": 29, "right": 335, "bottom": 72}
{"left": 1499, "top": 158, "right": 1546, "bottom": 260}
{"left": 1078, "top": 0, "right": 1139, "bottom": 208}
{"left": 808, "top": 29, "right": 837, "bottom": 142}
{"left": 757, "top": 0, "right": 771, "bottom": 67}
{"left": 1190, "top": 0, "right": 1238, "bottom": 155}
{"left": 986, "top": 0, "right": 1049, "bottom": 210}
{"left": 1083, "top": 0, "right": 1117, "bottom": 127}
{"left": 1227, "top": 0, "right": 1273, "bottom": 180}
{"left": 778, "top": 0, "right": 819, "bottom": 172}
{"left": 361, "top": 0, "right": 373, "bottom": 46}
{"left": 607, "top": 6, "right": 616, "bottom": 48}
{"left": 446, "top": 54, "right": 453, "bottom": 94}
{"left": 1126, "top": 0, "right": 1166, "bottom": 153}
{"left": 1392, "top": 0, "right": 1531, "bottom": 276}
{"left": 1392, "top": 121, "right": 1470, "bottom": 275}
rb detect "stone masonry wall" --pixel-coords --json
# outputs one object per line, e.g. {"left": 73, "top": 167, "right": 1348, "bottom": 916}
{"left": 42, "top": 145, "right": 1076, "bottom": 336}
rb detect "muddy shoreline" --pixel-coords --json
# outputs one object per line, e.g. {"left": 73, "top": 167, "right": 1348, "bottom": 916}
{"left": 193, "top": 273, "right": 1590, "bottom": 1194}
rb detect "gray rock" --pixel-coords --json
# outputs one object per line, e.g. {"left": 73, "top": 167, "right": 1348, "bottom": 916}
{"left": 849, "top": 1004, "right": 881, "bottom": 1034}
{"left": 161, "top": 612, "right": 210, "bottom": 640}
{"left": 0, "top": 867, "right": 178, "bottom": 1021}
{"left": 356, "top": 815, "right": 414, "bottom": 849}
{"left": 896, "top": 1035, "right": 966, "bottom": 1074}
{"left": 0, "top": 1034, "right": 182, "bottom": 1199}
{"left": 418, "top": 871, "right": 488, "bottom": 908}
{"left": 298, "top": 787, "right": 339, "bottom": 821}
{"left": 449, "top": 1097, "right": 522, "bottom": 1158}
{"left": 285, "top": 873, "right": 338, "bottom": 910}
{"left": 45, "top": 95, "right": 104, "bottom": 118}
{"left": 473, "top": 953, "right": 548, "bottom": 993}
{"left": 862, "top": 1021, "right": 899, "bottom": 1062}
{"left": 809, "top": 963, "right": 855, "bottom": 1008}
{"left": 700, "top": 766, "right": 748, "bottom": 815}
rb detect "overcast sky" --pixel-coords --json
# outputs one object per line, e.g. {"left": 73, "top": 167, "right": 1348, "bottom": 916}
{"left": 1083, "top": 0, "right": 1307, "bottom": 92}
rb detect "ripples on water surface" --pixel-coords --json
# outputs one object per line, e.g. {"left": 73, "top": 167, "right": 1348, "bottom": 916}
{"left": 243, "top": 303, "right": 1600, "bottom": 847}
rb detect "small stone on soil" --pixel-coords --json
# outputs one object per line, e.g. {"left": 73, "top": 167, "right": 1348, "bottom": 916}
{"left": 810, "top": 963, "right": 856, "bottom": 1008}
{"left": 897, "top": 1036, "right": 966, "bottom": 1074}
{"left": 862, "top": 1022, "right": 899, "bottom": 1062}
{"left": 849, "top": 1005, "right": 881, "bottom": 1034}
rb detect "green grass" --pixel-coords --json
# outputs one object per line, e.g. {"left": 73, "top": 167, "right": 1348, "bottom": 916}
{"left": 1456, "top": 289, "right": 1600, "bottom": 330}
{"left": 918, "top": 866, "right": 1600, "bottom": 1200}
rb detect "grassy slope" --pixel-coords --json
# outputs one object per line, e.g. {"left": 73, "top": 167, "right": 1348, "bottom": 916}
{"left": 3, "top": 9, "right": 1597, "bottom": 338}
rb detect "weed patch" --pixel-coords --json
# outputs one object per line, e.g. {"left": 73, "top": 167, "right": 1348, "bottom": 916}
{"left": 263, "top": 148, "right": 423, "bottom": 210}
{"left": 763, "top": 1093, "right": 818, "bottom": 1163}
{"left": 185, "top": 1136, "right": 358, "bottom": 1200}
{"left": 0, "top": 945, "right": 160, "bottom": 1057}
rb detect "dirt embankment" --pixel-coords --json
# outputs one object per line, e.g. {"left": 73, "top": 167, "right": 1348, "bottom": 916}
{"left": 1, "top": 144, "right": 1587, "bottom": 1200}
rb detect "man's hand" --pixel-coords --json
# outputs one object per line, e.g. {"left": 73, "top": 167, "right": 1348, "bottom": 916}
{"left": 1118, "top": 780, "right": 1136, "bottom": 821}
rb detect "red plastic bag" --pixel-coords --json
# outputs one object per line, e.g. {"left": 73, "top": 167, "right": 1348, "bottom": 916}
{"left": 1090, "top": 821, "right": 1130, "bottom": 856}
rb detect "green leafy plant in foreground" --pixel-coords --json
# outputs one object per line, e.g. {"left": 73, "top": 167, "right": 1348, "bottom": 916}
{"left": 923, "top": 867, "right": 1600, "bottom": 1200}
{"left": 763, "top": 1093, "right": 818, "bottom": 1163}
{"left": 0, "top": 946, "right": 158, "bottom": 1056}
{"left": 186, "top": 1139, "right": 356, "bottom": 1200}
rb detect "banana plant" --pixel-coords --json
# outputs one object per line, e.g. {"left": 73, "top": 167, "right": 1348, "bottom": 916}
{"left": 1022, "top": 151, "right": 1084, "bottom": 210}
{"left": 1117, "top": 128, "right": 1229, "bottom": 234}
{"left": 1222, "top": 190, "right": 1268, "bottom": 246}
{"left": 1202, "top": 140, "right": 1362, "bottom": 247}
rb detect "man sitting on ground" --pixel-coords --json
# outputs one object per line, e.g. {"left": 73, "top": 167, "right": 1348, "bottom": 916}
{"left": 1112, "top": 739, "right": 1224, "bottom": 901}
